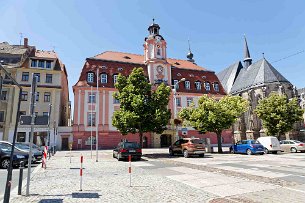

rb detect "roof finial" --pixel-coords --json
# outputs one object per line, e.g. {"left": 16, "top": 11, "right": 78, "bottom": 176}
{"left": 262, "top": 52, "right": 265, "bottom": 59}
{"left": 187, "top": 38, "right": 195, "bottom": 63}
{"left": 152, "top": 18, "right": 155, "bottom": 24}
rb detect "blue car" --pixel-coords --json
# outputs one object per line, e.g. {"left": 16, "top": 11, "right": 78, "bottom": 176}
{"left": 230, "top": 140, "right": 265, "bottom": 155}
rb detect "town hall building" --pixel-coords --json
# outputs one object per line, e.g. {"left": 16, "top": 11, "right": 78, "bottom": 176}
{"left": 72, "top": 21, "right": 229, "bottom": 149}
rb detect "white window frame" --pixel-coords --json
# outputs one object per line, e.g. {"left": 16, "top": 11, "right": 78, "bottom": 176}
{"left": 101, "top": 74, "right": 107, "bottom": 84}
{"left": 214, "top": 83, "right": 219, "bottom": 92}
{"left": 186, "top": 97, "right": 193, "bottom": 107}
{"left": 185, "top": 81, "right": 191, "bottom": 90}
{"left": 88, "top": 93, "right": 96, "bottom": 103}
{"left": 113, "top": 74, "right": 118, "bottom": 85}
{"left": 173, "top": 80, "right": 179, "bottom": 89}
{"left": 195, "top": 81, "right": 201, "bottom": 90}
{"left": 88, "top": 112, "right": 96, "bottom": 126}
{"left": 87, "top": 72, "right": 94, "bottom": 83}
{"left": 205, "top": 82, "right": 211, "bottom": 91}
{"left": 176, "top": 97, "right": 181, "bottom": 107}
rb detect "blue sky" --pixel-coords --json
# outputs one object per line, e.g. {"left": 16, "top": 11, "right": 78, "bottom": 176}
{"left": 1, "top": 0, "right": 305, "bottom": 109}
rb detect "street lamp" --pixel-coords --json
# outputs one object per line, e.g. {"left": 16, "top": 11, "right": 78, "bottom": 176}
{"left": 0, "top": 62, "right": 23, "bottom": 203}
{"left": 172, "top": 78, "right": 185, "bottom": 141}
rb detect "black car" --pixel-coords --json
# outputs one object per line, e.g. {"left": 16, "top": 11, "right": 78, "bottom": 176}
{"left": 113, "top": 141, "right": 142, "bottom": 161}
{"left": 0, "top": 141, "right": 29, "bottom": 169}
{"left": 15, "top": 143, "right": 43, "bottom": 163}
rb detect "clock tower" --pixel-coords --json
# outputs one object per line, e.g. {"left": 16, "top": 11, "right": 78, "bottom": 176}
{"left": 144, "top": 20, "right": 171, "bottom": 85}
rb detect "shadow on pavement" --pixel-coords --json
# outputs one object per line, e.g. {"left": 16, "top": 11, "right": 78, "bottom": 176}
{"left": 38, "top": 199, "right": 63, "bottom": 203}
{"left": 142, "top": 153, "right": 214, "bottom": 159}
{"left": 72, "top": 192, "right": 100, "bottom": 198}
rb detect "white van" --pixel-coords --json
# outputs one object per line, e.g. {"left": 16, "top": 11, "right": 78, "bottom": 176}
{"left": 257, "top": 136, "right": 281, "bottom": 154}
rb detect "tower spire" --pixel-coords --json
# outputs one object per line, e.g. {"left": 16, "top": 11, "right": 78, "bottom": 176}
{"left": 187, "top": 38, "right": 195, "bottom": 63}
{"left": 243, "top": 35, "right": 252, "bottom": 68}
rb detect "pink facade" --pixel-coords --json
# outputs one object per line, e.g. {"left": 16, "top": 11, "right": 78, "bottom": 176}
{"left": 72, "top": 22, "right": 232, "bottom": 149}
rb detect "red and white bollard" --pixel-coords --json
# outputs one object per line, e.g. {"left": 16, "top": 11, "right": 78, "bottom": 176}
{"left": 128, "top": 155, "right": 131, "bottom": 187}
{"left": 80, "top": 154, "right": 83, "bottom": 191}
{"left": 42, "top": 146, "right": 48, "bottom": 169}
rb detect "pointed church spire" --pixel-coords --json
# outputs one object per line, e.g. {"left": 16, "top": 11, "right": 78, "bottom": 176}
{"left": 243, "top": 35, "right": 252, "bottom": 68}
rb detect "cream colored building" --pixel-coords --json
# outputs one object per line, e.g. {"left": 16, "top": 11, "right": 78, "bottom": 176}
{"left": 0, "top": 39, "right": 71, "bottom": 149}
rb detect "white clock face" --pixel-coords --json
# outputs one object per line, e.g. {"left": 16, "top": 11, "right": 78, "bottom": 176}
{"left": 156, "top": 36, "right": 161, "bottom": 42}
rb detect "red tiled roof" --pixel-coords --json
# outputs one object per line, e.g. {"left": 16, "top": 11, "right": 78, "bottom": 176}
{"left": 92, "top": 51, "right": 208, "bottom": 71}
{"left": 35, "top": 50, "right": 58, "bottom": 59}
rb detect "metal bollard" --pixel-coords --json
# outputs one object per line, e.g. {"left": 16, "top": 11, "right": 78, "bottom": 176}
{"left": 18, "top": 161, "right": 25, "bottom": 195}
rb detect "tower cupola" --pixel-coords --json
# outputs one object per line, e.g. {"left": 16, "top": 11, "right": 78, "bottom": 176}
{"left": 148, "top": 18, "right": 160, "bottom": 35}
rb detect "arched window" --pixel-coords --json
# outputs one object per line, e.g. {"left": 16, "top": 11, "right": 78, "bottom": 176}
{"left": 185, "top": 81, "right": 191, "bottom": 90}
{"left": 101, "top": 73, "right": 107, "bottom": 83}
{"left": 87, "top": 72, "right": 94, "bottom": 83}
{"left": 205, "top": 82, "right": 210, "bottom": 91}
{"left": 195, "top": 81, "right": 201, "bottom": 90}
{"left": 213, "top": 82, "right": 219, "bottom": 92}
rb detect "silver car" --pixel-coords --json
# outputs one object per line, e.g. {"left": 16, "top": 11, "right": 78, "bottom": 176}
{"left": 280, "top": 140, "right": 305, "bottom": 153}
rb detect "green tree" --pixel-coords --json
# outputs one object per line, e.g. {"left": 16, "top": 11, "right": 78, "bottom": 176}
{"left": 112, "top": 68, "right": 171, "bottom": 147}
{"left": 179, "top": 95, "right": 248, "bottom": 153}
{"left": 254, "top": 93, "right": 304, "bottom": 139}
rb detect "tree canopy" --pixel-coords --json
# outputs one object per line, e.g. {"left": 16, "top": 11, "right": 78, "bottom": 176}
{"left": 254, "top": 93, "right": 304, "bottom": 139}
{"left": 112, "top": 67, "right": 171, "bottom": 147}
{"left": 179, "top": 95, "right": 248, "bottom": 153}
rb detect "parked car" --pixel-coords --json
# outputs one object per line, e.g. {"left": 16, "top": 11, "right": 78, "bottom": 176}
{"left": 280, "top": 140, "right": 305, "bottom": 153}
{"left": 230, "top": 140, "right": 264, "bottom": 155}
{"left": 257, "top": 136, "right": 281, "bottom": 154}
{"left": 0, "top": 141, "right": 29, "bottom": 169}
{"left": 15, "top": 142, "right": 43, "bottom": 163}
{"left": 169, "top": 138, "right": 205, "bottom": 158}
{"left": 113, "top": 141, "right": 142, "bottom": 161}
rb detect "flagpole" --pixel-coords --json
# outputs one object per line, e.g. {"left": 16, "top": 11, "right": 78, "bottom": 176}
{"left": 96, "top": 68, "right": 99, "bottom": 162}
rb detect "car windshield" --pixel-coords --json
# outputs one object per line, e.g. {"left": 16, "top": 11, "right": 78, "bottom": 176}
{"left": 15, "top": 143, "right": 30, "bottom": 150}
{"left": 123, "top": 142, "right": 139, "bottom": 148}
{"left": 251, "top": 140, "right": 260, "bottom": 144}
{"left": 191, "top": 139, "right": 204, "bottom": 144}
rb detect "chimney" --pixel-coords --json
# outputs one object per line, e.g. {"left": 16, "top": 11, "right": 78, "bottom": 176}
{"left": 24, "top": 38, "right": 28, "bottom": 48}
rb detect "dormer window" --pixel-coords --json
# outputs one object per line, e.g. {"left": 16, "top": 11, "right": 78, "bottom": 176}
{"left": 213, "top": 82, "right": 219, "bottom": 92}
{"left": 205, "top": 82, "right": 211, "bottom": 91}
{"left": 173, "top": 80, "right": 179, "bottom": 89}
{"left": 46, "top": 61, "right": 52, "bottom": 69}
{"left": 101, "top": 73, "right": 107, "bottom": 83}
{"left": 87, "top": 72, "right": 94, "bottom": 83}
{"left": 31, "top": 60, "right": 37, "bottom": 67}
{"left": 195, "top": 81, "right": 201, "bottom": 90}
{"left": 185, "top": 81, "right": 190, "bottom": 90}
{"left": 123, "top": 56, "right": 131, "bottom": 59}
{"left": 113, "top": 74, "right": 118, "bottom": 85}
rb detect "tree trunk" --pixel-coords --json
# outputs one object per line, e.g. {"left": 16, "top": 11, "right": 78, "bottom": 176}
{"left": 139, "top": 131, "right": 143, "bottom": 148}
{"left": 216, "top": 131, "right": 223, "bottom": 153}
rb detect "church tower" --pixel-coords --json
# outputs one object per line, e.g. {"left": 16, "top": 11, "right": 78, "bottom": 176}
{"left": 144, "top": 19, "right": 171, "bottom": 85}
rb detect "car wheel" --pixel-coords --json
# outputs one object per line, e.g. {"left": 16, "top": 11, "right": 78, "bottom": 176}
{"left": 113, "top": 153, "right": 115, "bottom": 158}
{"left": 199, "top": 154, "right": 204, "bottom": 158}
{"left": 183, "top": 150, "right": 189, "bottom": 158}
{"left": 290, "top": 147, "right": 297, "bottom": 153}
{"left": 246, "top": 149, "right": 252, "bottom": 155}
{"left": 1, "top": 158, "right": 10, "bottom": 169}
{"left": 260, "top": 152, "right": 264, "bottom": 155}
{"left": 169, "top": 149, "right": 174, "bottom": 156}
{"left": 264, "top": 148, "right": 269, "bottom": 154}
